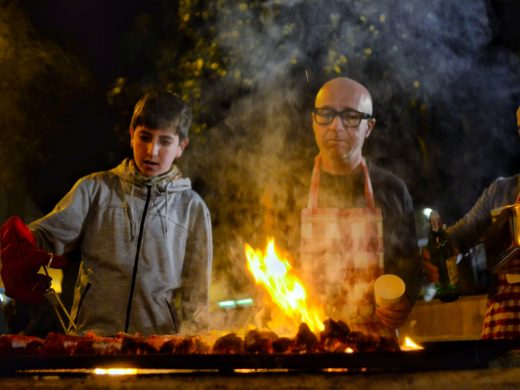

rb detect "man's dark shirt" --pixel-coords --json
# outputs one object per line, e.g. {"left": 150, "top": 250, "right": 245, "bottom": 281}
{"left": 315, "top": 161, "right": 422, "bottom": 302}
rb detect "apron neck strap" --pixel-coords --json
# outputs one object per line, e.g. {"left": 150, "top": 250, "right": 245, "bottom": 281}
{"left": 516, "top": 176, "right": 520, "bottom": 203}
{"left": 308, "top": 155, "right": 376, "bottom": 210}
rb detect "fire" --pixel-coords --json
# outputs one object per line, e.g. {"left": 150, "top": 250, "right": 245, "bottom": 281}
{"left": 245, "top": 238, "right": 324, "bottom": 333}
{"left": 400, "top": 336, "right": 424, "bottom": 351}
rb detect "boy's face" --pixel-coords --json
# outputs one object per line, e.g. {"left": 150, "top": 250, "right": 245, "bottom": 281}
{"left": 130, "top": 125, "right": 189, "bottom": 177}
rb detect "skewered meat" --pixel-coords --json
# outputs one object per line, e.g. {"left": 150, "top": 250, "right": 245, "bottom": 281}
{"left": 44, "top": 332, "right": 95, "bottom": 355}
{"left": 44, "top": 332, "right": 122, "bottom": 355}
{"left": 0, "top": 334, "right": 44, "bottom": 356}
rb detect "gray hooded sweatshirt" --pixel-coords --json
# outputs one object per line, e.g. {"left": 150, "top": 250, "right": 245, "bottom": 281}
{"left": 29, "top": 159, "right": 212, "bottom": 336}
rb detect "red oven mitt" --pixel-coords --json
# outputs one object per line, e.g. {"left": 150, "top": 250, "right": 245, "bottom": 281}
{"left": 0, "top": 216, "right": 68, "bottom": 304}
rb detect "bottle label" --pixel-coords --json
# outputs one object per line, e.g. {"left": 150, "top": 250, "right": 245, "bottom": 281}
{"left": 445, "top": 256, "right": 459, "bottom": 285}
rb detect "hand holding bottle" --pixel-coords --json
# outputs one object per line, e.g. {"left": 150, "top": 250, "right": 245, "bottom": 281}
{"left": 421, "top": 247, "right": 440, "bottom": 283}
{"left": 424, "top": 211, "right": 460, "bottom": 302}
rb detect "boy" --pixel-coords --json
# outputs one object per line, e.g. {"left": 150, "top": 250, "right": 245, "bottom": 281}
{"left": 0, "top": 90, "right": 213, "bottom": 336}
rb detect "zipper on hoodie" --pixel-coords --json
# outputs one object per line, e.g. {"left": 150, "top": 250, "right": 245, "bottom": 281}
{"left": 124, "top": 185, "right": 152, "bottom": 333}
{"left": 72, "top": 282, "right": 91, "bottom": 331}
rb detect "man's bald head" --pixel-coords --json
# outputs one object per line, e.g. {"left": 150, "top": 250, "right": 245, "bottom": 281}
{"left": 312, "top": 77, "right": 376, "bottom": 174}
{"left": 315, "top": 77, "right": 373, "bottom": 115}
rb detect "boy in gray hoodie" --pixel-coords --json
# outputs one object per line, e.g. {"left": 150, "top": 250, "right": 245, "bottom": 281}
{"left": 0, "top": 90, "right": 213, "bottom": 336}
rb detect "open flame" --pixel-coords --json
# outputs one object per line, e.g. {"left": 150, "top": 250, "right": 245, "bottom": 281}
{"left": 400, "top": 336, "right": 424, "bottom": 351}
{"left": 245, "top": 238, "right": 324, "bottom": 333}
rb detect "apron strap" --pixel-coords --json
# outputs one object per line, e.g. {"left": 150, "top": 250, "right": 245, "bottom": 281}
{"left": 516, "top": 176, "right": 520, "bottom": 204}
{"left": 307, "top": 155, "right": 376, "bottom": 211}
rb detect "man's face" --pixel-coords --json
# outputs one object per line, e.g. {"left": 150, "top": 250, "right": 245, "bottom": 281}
{"left": 130, "top": 125, "right": 188, "bottom": 177}
{"left": 312, "top": 79, "right": 375, "bottom": 169}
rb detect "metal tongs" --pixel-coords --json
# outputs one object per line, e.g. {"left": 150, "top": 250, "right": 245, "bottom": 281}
{"left": 42, "top": 254, "right": 78, "bottom": 335}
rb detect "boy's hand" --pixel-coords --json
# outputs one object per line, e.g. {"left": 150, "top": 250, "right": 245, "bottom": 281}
{"left": 0, "top": 216, "right": 68, "bottom": 304}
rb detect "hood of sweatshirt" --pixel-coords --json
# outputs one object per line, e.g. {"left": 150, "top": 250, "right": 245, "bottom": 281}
{"left": 111, "top": 158, "right": 192, "bottom": 194}
{"left": 110, "top": 158, "right": 192, "bottom": 241}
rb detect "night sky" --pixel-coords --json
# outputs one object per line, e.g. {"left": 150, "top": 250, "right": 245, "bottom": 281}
{"left": 4, "top": 0, "right": 520, "bottom": 235}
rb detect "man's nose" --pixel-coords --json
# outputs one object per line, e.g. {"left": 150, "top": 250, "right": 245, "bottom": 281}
{"left": 329, "top": 114, "right": 346, "bottom": 131}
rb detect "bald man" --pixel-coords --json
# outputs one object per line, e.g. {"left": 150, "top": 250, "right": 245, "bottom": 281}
{"left": 299, "top": 77, "right": 421, "bottom": 337}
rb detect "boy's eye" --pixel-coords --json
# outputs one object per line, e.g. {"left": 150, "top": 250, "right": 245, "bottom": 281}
{"left": 160, "top": 139, "right": 173, "bottom": 146}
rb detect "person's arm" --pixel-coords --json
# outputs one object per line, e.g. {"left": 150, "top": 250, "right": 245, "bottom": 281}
{"left": 376, "top": 176, "right": 422, "bottom": 328}
{"left": 378, "top": 208, "right": 421, "bottom": 328}
{"left": 29, "top": 176, "right": 94, "bottom": 255}
{"left": 381, "top": 180, "right": 422, "bottom": 305}
{"left": 447, "top": 178, "right": 512, "bottom": 252}
{"left": 447, "top": 186, "right": 494, "bottom": 252}
{"left": 180, "top": 198, "right": 213, "bottom": 333}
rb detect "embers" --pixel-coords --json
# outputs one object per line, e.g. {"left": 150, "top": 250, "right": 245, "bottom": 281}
{"left": 212, "top": 319, "right": 400, "bottom": 354}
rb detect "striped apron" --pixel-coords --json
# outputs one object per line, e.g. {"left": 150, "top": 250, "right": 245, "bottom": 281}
{"left": 482, "top": 192, "right": 520, "bottom": 339}
{"left": 299, "top": 156, "right": 392, "bottom": 338}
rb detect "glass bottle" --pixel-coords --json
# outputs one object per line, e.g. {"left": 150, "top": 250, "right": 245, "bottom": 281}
{"left": 427, "top": 211, "right": 459, "bottom": 302}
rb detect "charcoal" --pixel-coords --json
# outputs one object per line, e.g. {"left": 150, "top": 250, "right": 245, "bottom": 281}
{"left": 295, "top": 322, "right": 321, "bottom": 352}
{"left": 272, "top": 337, "right": 295, "bottom": 353}
{"left": 160, "top": 336, "right": 210, "bottom": 354}
{"left": 244, "top": 329, "right": 278, "bottom": 354}
{"left": 347, "top": 331, "right": 380, "bottom": 352}
{"left": 320, "top": 319, "right": 350, "bottom": 343}
{"left": 211, "top": 333, "right": 245, "bottom": 354}
{"left": 379, "top": 336, "right": 400, "bottom": 352}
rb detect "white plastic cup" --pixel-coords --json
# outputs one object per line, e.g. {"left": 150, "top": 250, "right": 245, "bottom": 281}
{"left": 374, "top": 274, "right": 406, "bottom": 308}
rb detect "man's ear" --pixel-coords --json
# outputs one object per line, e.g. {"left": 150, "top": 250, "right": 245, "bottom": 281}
{"left": 365, "top": 118, "right": 376, "bottom": 138}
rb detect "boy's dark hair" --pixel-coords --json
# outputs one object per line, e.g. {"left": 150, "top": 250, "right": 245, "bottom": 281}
{"left": 130, "top": 90, "right": 192, "bottom": 141}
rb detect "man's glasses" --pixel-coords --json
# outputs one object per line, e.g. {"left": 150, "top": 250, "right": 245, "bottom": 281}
{"left": 313, "top": 107, "right": 372, "bottom": 127}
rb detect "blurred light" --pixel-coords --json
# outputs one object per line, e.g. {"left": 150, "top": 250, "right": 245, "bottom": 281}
{"left": 218, "top": 300, "right": 236, "bottom": 309}
{"left": 423, "top": 208, "right": 433, "bottom": 218}
{"left": 94, "top": 368, "right": 138, "bottom": 376}
{"left": 235, "top": 298, "right": 253, "bottom": 306}
{"left": 218, "top": 298, "right": 254, "bottom": 310}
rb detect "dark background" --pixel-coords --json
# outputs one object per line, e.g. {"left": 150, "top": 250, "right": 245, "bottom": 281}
{"left": 1, "top": 0, "right": 519, "bottom": 285}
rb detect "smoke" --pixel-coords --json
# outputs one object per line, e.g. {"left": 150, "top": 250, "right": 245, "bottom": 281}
{"left": 178, "top": 0, "right": 520, "bottom": 303}
{"left": 0, "top": 1, "right": 90, "bottom": 201}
